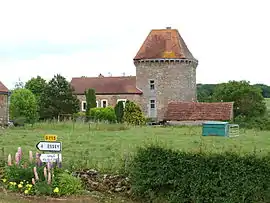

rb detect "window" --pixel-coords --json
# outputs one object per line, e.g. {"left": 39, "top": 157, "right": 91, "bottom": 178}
{"left": 117, "top": 99, "right": 127, "bottom": 107}
{"left": 149, "top": 80, "right": 155, "bottom": 90}
{"left": 81, "top": 101, "right": 86, "bottom": 111}
{"left": 101, "top": 99, "right": 108, "bottom": 108}
{"left": 150, "top": 99, "right": 155, "bottom": 109}
{"left": 96, "top": 101, "right": 99, "bottom": 107}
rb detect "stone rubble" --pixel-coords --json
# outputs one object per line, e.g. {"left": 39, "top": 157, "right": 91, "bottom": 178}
{"left": 72, "top": 169, "right": 131, "bottom": 194}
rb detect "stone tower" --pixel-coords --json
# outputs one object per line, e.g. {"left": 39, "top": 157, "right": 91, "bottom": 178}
{"left": 134, "top": 27, "right": 198, "bottom": 121}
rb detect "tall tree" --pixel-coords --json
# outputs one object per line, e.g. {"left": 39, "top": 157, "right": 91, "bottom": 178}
{"left": 25, "top": 76, "right": 47, "bottom": 100}
{"left": 10, "top": 88, "right": 38, "bottom": 124}
{"left": 253, "top": 84, "right": 270, "bottom": 98}
{"left": 40, "top": 74, "right": 80, "bottom": 120}
{"left": 212, "top": 80, "right": 266, "bottom": 118}
{"left": 25, "top": 76, "right": 48, "bottom": 118}
{"left": 114, "top": 101, "right": 124, "bottom": 123}
{"left": 85, "top": 88, "right": 96, "bottom": 121}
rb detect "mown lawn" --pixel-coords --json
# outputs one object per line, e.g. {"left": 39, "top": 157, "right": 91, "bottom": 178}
{"left": 0, "top": 122, "right": 269, "bottom": 172}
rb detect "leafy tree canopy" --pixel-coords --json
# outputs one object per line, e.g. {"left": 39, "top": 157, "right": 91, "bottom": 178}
{"left": 25, "top": 76, "right": 47, "bottom": 100}
{"left": 40, "top": 74, "right": 80, "bottom": 119}
{"left": 10, "top": 88, "right": 38, "bottom": 124}
{"left": 212, "top": 80, "right": 266, "bottom": 118}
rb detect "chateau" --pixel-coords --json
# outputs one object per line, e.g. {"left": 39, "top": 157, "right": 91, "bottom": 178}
{"left": 71, "top": 27, "right": 233, "bottom": 122}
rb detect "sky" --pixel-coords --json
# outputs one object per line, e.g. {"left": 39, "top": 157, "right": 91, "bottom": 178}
{"left": 0, "top": 0, "right": 269, "bottom": 89}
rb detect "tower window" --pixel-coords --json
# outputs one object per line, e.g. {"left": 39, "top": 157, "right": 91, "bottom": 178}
{"left": 150, "top": 80, "right": 155, "bottom": 90}
{"left": 150, "top": 99, "right": 156, "bottom": 109}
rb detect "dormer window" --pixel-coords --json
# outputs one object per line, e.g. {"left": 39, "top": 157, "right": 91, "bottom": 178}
{"left": 150, "top": 80, "right": 155, "bottom": 90}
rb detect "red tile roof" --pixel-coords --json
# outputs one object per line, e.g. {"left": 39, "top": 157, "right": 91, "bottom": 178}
{"left": 164, "top": 101, "right": 234, "bottom": 121}
{"left": 134, "top": 28, "right": 195, "bottom": 60}
{"left": 0, "top": 81, "right": 8, "bottom": 93}
{"left": 71, "top": 76, "right": 142, "bottom": 95}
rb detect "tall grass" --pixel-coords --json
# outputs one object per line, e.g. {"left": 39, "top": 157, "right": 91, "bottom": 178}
{"left": 0, "top": 121, "right": 269, "bottom": 173}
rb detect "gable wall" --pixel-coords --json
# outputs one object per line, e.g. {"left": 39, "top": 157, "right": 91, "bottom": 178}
{"left": 0, "top": 94, "right": 8, "bottom": 125}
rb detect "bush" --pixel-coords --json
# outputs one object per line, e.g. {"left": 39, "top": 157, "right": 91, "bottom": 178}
{"left": 2, "top": 147, "right": 83, "bottom": 197}
{"left": 90, "top": 107, "right": 116, "bottom": 123}
{"left": 10, "top": 88, "right": 38, "bottom": 124}
{"left": 85, "top": 88, "right": 96, "bottom": 121}
{"left": 54, "top": 172, "right": 83, "bottom": 196}
{"left": 234, "top": 115, "right": 270, "bottom": 131}
{"left": 129, "top": 145, "right": 270, "bottom": 202}
{"left": 123, "top": 101, "right": 145, "bottom": 125}
{"left": 114, "top": 101, "right": 124, "bottom": 123}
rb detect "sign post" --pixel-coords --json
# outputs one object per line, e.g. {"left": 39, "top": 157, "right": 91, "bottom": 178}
{"left": 36, "top": 134, "right": 62, "bottom": 167}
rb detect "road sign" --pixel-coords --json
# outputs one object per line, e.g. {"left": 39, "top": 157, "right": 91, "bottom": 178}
{"left": 36, "top": 141, "right": 62, "bottom": 152}
{"left": 40, "top": 153, "right": 62, "bottom": 163}
{"left": 44, "top": 134, "right": 57, "bottom": 141}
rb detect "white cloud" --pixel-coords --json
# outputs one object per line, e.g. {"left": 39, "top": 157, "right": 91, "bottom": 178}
{"left": 0, "top": 0, "right": 270, "bottom": 89}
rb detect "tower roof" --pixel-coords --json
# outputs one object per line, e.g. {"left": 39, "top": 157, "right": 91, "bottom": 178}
{"left": 134, "top": 27, "right": 196, "bottom": 60}
{"left": 0, "top": 81, "right": 8, "bottom": 93}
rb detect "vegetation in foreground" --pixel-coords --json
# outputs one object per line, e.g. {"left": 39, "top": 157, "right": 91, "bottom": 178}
{"left": 1, "top": 122, "right": 270, "bottom": 202}
{"left": 1, "top": 122, "right": 269, "bottom": 172}
{"left": 129, "top": 145, "right": 270, "bottom": 203}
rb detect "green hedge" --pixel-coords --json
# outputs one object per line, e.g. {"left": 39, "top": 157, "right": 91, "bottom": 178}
{"left": 90, "top": 107, "right": 116, "bottom": 123}
{"left": 129, "top": 145, "right": 270, "bottom": 203}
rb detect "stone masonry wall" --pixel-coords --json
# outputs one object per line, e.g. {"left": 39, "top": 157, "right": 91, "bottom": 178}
{"left": 135, "top": 60, "right": 197, "bottom": 121}
{"left": 0, "top": 94, "right": 8, "bottom": 125}
{"left": 76, "top": 94, "right": 142, "bottom": 112}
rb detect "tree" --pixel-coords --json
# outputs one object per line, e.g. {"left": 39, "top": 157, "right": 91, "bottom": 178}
{"left": 123, "top": 100, "right": 145, "bottom": 125}
{"left": 212, "top": 80, "right": 266, "bottom": 118}
{"left": 25, "top": 76, "right": 47, "bottom": 101}
{"left": 40, "top": 74, "right": 80, "bottom": 120}
{"left": 114, "top": 101, "right": 124, "bottom": 123}
{"left": 253, "top": 84, "right": 270, "bottom": 98}
{"left": 14, "top": 78, "right": 24, "bottom": 89}
{"left": 85, "top": 89, "right": 96, "bottom": 121}
{"left": 197, "top": 83, "right": 217, "bottom": 102}
{"left": 10, "top": 88, "right": 38, "bottom": 124}
{"left": 25, "top": 76, "right": 48, "bottom": 118}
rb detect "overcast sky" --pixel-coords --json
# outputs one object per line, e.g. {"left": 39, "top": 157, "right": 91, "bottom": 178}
{"left": 0, "top": 0, "right": 269, "bottom": 89}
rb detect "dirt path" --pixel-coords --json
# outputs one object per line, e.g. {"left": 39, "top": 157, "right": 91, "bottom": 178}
{"left": 0, "top": 192, "right": 138, "bottom": 203}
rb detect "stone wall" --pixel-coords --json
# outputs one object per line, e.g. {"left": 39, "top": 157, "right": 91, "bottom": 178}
{"left": 0, "top": 94, "right": 8, "bottom": 125}
{"left": 135, "top": 59, "right": 197, "bottom": 121}
{"left": 76, "top": 94, "right": 142, "bottom": 111}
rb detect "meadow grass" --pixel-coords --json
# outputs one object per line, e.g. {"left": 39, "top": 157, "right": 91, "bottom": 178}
{"left": 0, "top": 121, "right": 269, "bottom": 172}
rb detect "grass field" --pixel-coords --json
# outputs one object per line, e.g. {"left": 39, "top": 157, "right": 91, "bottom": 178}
{"left": 0, "top": 121, "right": 269, "bottom": 173}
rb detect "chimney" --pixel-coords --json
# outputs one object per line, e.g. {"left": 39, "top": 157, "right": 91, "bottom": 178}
{"left": 166, "top": 26, "right": 171, "bottom": 29}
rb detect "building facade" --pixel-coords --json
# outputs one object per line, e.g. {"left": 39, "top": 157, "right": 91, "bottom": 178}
{"left": 71, "top": 27, "right": 198, "bottom": 121}
{"left": 0, "top": 81, "right": 9, "bottom": 126}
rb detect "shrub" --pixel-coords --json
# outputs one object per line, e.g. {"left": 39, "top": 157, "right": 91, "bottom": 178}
{"left": 234, "top": 115, "right": 270, "bottom": 131}
{"left": 90, "top": 107, "right": 116, "bottom": 123}
{"left": 129, "top": 145, "right": 270, "bottom": 202}
{"left": 123, "top": 101, "right": 145, "bottom": 125}
{"left": 2, "top": 147, "right": 82, "bottom": 197}
{"left": 54, "top": 172, "right": 83, "bottom": 196}
{"left": 85, "top": 89, "right": 96, "bottom": 121}
{"left": 10, "top": 88, "right": 38, "bottom": 124}
{"left": 114, "top": 101, "right": 124, "bottom": 123}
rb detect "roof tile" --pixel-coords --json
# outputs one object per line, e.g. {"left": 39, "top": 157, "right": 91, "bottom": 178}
{"left": 71, "top": 76, "right": 142, "bottom": 95}
{"left": 134, "top": 28, "right": 195, "bottom": 60}
{"left": 0, "top": 81, "right": 8, "bottom": 93}
{"left": 164, "top": 102, "right": 234, "bottom": 121}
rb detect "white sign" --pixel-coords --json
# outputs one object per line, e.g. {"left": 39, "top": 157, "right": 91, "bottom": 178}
{"left": 36, "top": 141, "right": 62, "bottom": 152}
{"left": 40, "top": 153, "right": 62, "bottom": 163}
